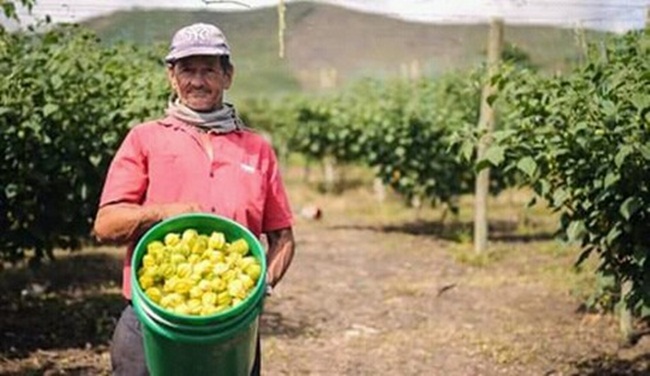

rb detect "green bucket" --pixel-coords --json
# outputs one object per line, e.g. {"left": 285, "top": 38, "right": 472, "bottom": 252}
{"left": 131, "top": 213, "right": 267, "bottom": 376}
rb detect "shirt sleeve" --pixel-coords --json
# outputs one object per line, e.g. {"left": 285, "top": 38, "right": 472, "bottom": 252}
{"left": 99, "top": 127, "right": 148, "bottom": 208}
{"left": 262, "top": 146, "right": 293, "bottom": 233}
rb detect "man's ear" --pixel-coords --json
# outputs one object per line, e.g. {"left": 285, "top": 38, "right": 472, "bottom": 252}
{"left": 166, "top": 64, "right": 178, "bottom": 92}
{"left": 224, "top": 65, "right": 235, "bottom": 90}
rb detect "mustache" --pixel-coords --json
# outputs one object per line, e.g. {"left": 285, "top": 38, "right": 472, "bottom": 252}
{"left": 187, "top": 88, "right": 211, "bottom": 95}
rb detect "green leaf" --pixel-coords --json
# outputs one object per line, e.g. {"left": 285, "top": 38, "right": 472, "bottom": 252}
{"left": 614, "top": 145, "right": 633, "bottom": 167}
{"left": 638, "top": 143, "right": 650, "bottom": 160}
{"left": 601, "top": 100, "right": 617, "bottom": 117}
{"left": 460, "top": 140, "right": 474, "bottom": 162}
{"left": 567, "top": 220, "right": 587, "bottom": 242}
{"left": 620, "top": 196, "right": 642, "bottom": 220}
{"left": 605, "top": 226, "right": 622, "bottom": 246}
{"left": 552, "top": 188, "right": 568, "bottom": 207}
{"left": 483, "top": 145, "right": 505, "bottom": 166}
{"left": 604, "top": 172, "right": 619, "bottom": 188}
{"left": 492, "top": 130, "right": 516, "bottom": 142}
{"left": 630, "top": 94, "right": 650, "bottom": 111}
{"left": 516, "top": 157, "right": 537, "bottom": 177}
{"left": 43, "top": 103, "right": 59, "bottom": 117}
{"left": 538, "top": 180, "right": 551, "bottom": 196}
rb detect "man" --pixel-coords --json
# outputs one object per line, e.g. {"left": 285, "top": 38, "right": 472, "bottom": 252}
{"left": 93, "top": 23, "right": 295, "bottom": 376}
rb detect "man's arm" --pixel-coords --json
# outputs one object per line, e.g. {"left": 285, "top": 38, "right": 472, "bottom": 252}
{"left": 93, "top": 202, "right": 200, "bottom": 245}
{"left": 265, "top": 227, "right": 295, "bottom": 288}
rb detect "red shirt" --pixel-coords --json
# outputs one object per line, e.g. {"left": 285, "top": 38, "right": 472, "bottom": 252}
{"left": 99, "top": 116, "right": 293, "bottom": 299}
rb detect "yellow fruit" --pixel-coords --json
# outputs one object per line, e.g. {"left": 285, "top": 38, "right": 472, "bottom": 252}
{"left": 142, "top": 254, "right": 156, "bottom": 268}
{"left": 138, "top": 229, "right": 261, "bottom": 316}
{"left": 159, "top": 263, "right": 175, "bottom": 279}
{"left": 194, "top": 260, "right": 212, "bottom": 276}
{"left": 177, "top": 263, "right": 192, "bottom": 278}
{"left": 164, "top": 233, "right": 181, "bottom": 247}
{"left": 225, "top": 252, "right": 242, "bottom": 267}
{"left": 228, "top": 280, "right": 246, "bottom": 299}
{"left": 174, "top": 279, "right": 192, "bottom": 294}
{"left": 202, "top": 292, "right": 217, "bottom": 306}
{"left": 209, "top": 232, "right": 226, "bottom": 250}
{"left": 189, "top": 286, "right": 203, "bottom": 299}
{"left": 139, "top": 275, "right": 154, "bottom": 290}
{"left": 145, "top": 287, "right": 162, "bottom": 303}
{"left": 198, "top": 279, "right": 212, "bottom": 292}
{"left": 163, "top": 276, "right": 179, "bottom": 293}
{"left": 174, "top": 303, "right": 190, "bottom": 315}
{"left": 227, "top": 239, "right": 249, "bottom": 255}
{"left": 187, "top": 298, "right": 202, "bottom": 314}
{"left": 210, "top": 278, "right": 226, "bottom": 292}
{"left": 212, "top": 262, "right": 229, "bottom": 276}
{"left": 187, "top": 254, "right": 200, "bottom": 264}
{"left": 188, "top": 273, "right": 202, "bottom": 285}
{"left": 245, "top": 264, "right": 262, "bottom": 281}
{"left": 217, "top": 291, "right": 232, "bottom": 306}
{"left": 221, "top": 269, "right": 236, "bottom": 283}
{"left": 200, "top": 304, "right": 218, "bottom": 316}
{"left": 207, "top": 250, "right": 225, "bottom": 263}
{"left": 238, "top": 273, "right": 255, "bottom": 290}
{"left": 160, "top": 293, "right": 183, "bottom": 308}
{"left": 237, "top": 256, "right": 256, "bottom": 270}
{"left": 170, "top": 253, "right": 186, "bottom": 265}
{"left": 142, "top": 265, "right": 158, "bottom": 279}
{"left": 181, "top": 229, "right": 199, "bottom": 243}
{"left": 147, "top": 240, "right": 165, "bottom": 253}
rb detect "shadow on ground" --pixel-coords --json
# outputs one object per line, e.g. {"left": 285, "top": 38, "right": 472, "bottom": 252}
{"left": 330, "top": 219, "right": 555, "bottom": 243}
{"left": 260, "top": 309, "right": 313, "bottom": 339}
{"left": 570, "top": 352, "right": 650, "bottom": 376}
{"left": 0, "top": 252, "right": 125, "bottom": 359}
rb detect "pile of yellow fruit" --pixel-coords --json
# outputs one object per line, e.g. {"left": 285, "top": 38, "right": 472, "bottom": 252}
{"left": 137, "top": 229, "right": 263, "bottom": 316}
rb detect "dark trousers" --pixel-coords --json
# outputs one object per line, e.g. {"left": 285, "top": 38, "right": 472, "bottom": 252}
{"left": 110, "top": 304, "right": 261, "bottom": 376}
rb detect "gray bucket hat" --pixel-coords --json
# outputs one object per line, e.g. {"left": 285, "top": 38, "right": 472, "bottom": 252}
{"left": 165, "top": 23, "right": 231, "bottom": 63}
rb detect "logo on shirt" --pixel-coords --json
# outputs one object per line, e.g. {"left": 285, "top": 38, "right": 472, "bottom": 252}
{"left": 240, "top": 163, "right": 256, "bottom": 174}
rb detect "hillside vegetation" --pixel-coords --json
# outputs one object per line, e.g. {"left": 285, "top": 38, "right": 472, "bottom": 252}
{"left": 84, "top": 2, "right": 603, "bottom": 98}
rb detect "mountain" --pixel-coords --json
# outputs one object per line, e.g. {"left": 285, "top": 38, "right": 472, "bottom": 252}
{"left": 85, "top": 2, "right": 604, "bottom": 99}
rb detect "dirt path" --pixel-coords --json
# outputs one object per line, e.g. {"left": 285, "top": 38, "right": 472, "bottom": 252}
{"left": 261, "top": 219, "right": 649, "bottom": 376}
{"left": 1, "top": 209, "right": 649, "bottom": 375}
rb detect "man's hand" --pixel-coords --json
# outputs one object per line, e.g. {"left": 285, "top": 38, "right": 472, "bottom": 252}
{"left": 265, "top": 227, "right": 295, "bottom": 289}
{"left": 93, "top": 202, "right": 201, "bottom": 245}
{"left": 155, "top": 203, "right": 202, "bottom": 220}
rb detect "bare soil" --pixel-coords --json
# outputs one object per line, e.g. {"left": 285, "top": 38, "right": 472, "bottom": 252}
{"left": 1, "top": 182, "right": 649, "bottom": 376}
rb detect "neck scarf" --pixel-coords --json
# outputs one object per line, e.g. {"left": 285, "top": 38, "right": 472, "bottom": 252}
{"left": 166, "top": 97, "right": 244, "bottom": 134}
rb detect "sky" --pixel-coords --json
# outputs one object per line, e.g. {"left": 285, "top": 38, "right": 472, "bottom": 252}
{"left": 8, "top": 0, "right": 650, "bottom": 32}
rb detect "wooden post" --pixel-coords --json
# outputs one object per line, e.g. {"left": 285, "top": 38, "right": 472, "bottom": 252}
{"left": 620, "top": 280, "right": 634, "bottom": 344}
{"left": 646, "top": 6, "right": 650, "bottom": 29}
{"left": 277, "top": 0, "right": 286, "bottom": 58}
{"left": 474, "top": 18, "right": 504, "bottom": 254}
{"left": 323, "top": 156, "right": 337, "bottom": 193}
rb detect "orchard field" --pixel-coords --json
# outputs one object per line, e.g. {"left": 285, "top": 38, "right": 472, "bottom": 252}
{"left": 1, "top": 164, "right": 649, "bottom": 375}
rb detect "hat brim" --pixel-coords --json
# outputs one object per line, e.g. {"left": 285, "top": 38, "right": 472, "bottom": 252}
{"left": 165, "top": 46, "right": 230, "bottom": 63}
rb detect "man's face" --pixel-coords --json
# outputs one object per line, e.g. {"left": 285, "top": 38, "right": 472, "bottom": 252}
{"left": 167, "top": 55, "right": 233, "bottom": 112}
